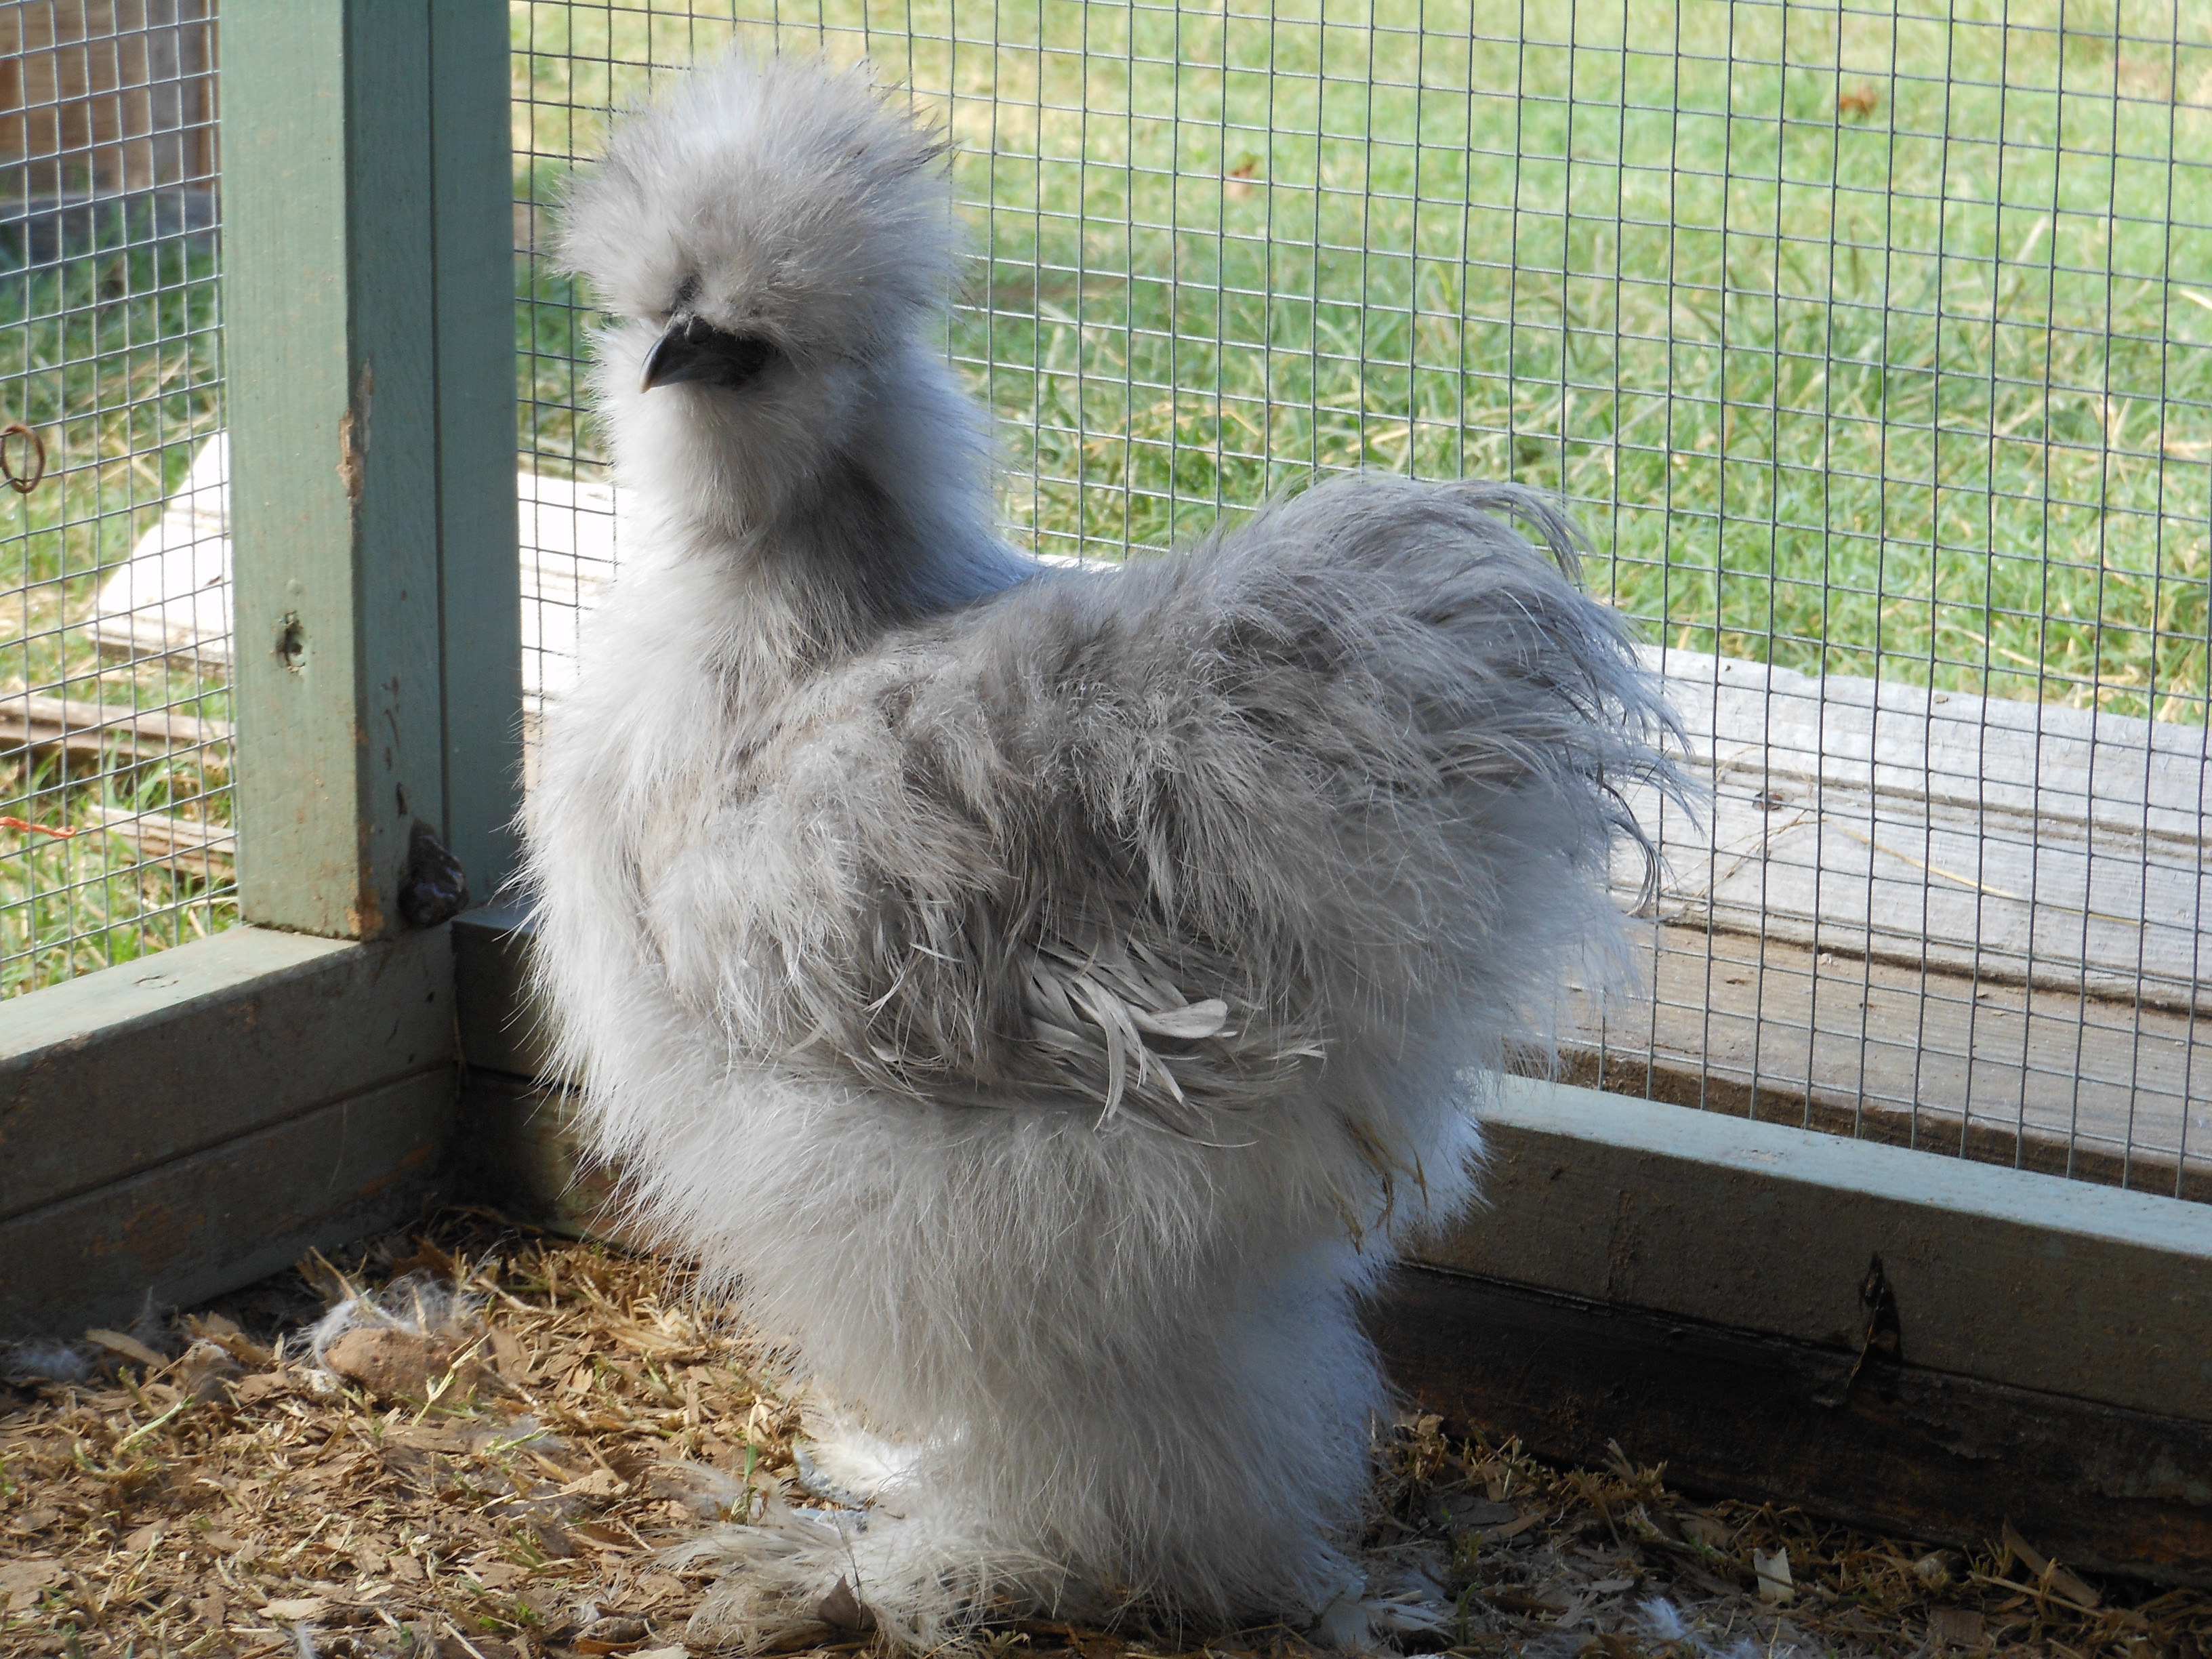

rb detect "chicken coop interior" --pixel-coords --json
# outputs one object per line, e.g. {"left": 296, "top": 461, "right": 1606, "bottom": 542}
{"left": 2, "top": 0, "right": 2210, "bottom": 1638}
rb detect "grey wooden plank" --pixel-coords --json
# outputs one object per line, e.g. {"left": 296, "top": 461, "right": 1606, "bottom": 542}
{"left": 0, "top": 693, "right": 231, "bottom": 763}
{"left": 1618, "top": 649, "right": 2212, "bottom": 1012}
{"left": 453, "top": 1072, "right": 644, "bottom": 1250}
{"left": 1421, "top": 1075, "right": 2212, "bottom": 1424}
{"left": 0, "top": 1071, "right": 453, "bottom": 1338}
{"left": 0, "top": 924, "right": 453, "bottom": 1222}
{"left": 1564, "top": 921, "right": 2212, "bottom": 1191}
{"left": 1372, "top": 1267, "right": 2212, "bottom": 1590}
{"left": 453, "top": 901, "right": 550, "bottom": 1082}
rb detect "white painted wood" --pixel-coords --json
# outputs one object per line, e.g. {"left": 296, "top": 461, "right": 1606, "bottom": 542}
{"left": 91, "top": 433, "right": 232, "bottom": 663}
{"left": 90, "top": 436, "right": 618, "bottom": 706}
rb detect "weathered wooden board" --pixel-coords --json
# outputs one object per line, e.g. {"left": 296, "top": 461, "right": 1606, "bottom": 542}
{"left": 0, "top": 1071, "right": 453, "bottom": 1337}
{"left": 453, "top": 900, "right": 551, "bottom": 1080}
{"left": 1563, "top": 922, "right": 2212, "bottom": 1193}
{"left": 225, "top": 0, "right": 521, "bottom": 937}
{"left": 84, "top": 803, "right": 235, "bottom": 877}
{"left": 452, "top": 1071, "right": 641, "bottom": 1250}
{"left": 1435, "top": 1077, "right": 2212, "bottom": 1425}
{"left": 0, "top": 924, "right": 453, "bottom": 1223}
{"left": 0, "top": 0, "right": 217, "bottom": 209}
{"left": 1368, "top": 1265, "right": 2212, "bottom": 1590}
{"left": 1618, "top": 648, "right": 2212, "bottom": 1014}
{"left": 0, "top": 692, "right": 230, "bottom": 764}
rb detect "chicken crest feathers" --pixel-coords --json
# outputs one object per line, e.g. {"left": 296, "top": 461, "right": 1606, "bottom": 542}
{"left": 560, "top": 53, "right": 956, "bottom": 359}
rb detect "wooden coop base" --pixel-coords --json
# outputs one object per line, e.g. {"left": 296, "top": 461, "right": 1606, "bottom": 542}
{"left": 3, "top": 919, "right": 2209, "bottom": 1593}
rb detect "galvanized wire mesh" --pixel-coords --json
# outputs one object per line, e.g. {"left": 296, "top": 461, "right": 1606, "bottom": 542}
{"left": 511, "top": 0, "right": 2211, "bottom": 1197}
{"left": 0, "top": 0, "right": 229, "bottom": 998}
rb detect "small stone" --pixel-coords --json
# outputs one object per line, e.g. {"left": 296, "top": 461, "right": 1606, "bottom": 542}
{"left": 321, "top": 1327, "right": 472, "bottom": 1401}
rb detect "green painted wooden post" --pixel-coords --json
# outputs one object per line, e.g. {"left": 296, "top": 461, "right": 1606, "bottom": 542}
{"left": 226, "top": 0, "right": 520, "bottom": 939}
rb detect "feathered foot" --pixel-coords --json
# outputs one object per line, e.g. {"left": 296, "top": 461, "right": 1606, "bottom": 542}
{"left": 1306, "top": 1553, "right": 1456, "bottom": 1656}
{"left": 676, "top": 1500, "right": 1069, "bottom": 1654}
{"left": 790, "top": 1409, "right": 924, "bottom": 1510}
{"left": 676, "top": 1509, "right": 874, "bottom": 1654}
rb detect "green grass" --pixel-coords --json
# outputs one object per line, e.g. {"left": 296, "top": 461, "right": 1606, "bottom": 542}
{"left": 0, "top": 230, "right": 232, "bottom": 996}
{"left": 519, "top": 0, "right": 2212, "bottom": 721}
{"left": 5, "top": 0, "right": 2205, "bottom": 996}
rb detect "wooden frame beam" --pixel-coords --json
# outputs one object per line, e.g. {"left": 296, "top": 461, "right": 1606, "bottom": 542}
{"left": 226, "top": 0, "right": 518, "bottom": 937}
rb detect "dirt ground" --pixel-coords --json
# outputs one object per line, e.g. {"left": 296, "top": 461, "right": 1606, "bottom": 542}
{"left": 3, "top": 1214, "right": 2206, "bottom": 1659}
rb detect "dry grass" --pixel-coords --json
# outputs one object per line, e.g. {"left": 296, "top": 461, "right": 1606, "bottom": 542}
{"left": 4, "top": 1214, "right": 2207, "bottom": 1659}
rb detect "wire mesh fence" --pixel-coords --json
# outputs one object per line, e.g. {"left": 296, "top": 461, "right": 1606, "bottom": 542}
{"left": 510, "top": 0, "right": 2211, "bottom": 1195}
{"left": 0, "top": 0, "right": 230, "bottom": 998}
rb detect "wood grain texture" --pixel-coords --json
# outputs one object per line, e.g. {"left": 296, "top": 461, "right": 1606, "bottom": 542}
{"left": 225, "top": 0, "right": 520, "bottom": 937}
{"left": 0, "top": 924, "right": 453, "bottom": 1222}
{"left": 1615, "top": 649, "right": 2212, "bottom": 1013}
{"left": 0, "top": 1071, "right": 453, "bottom": 1338}
{"left": 1564, "top": 922, "right": 2212, "bottom": 1197}
{"left": 1433, "top": 1078, "right": 2212, "bottom": 1425}
{"left": 1370, "top": 1265, "right": 2212, "bottom": 1589}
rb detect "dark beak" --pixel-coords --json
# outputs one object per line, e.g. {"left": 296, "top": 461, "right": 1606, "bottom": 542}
{"left": 640, "top": 315, "right": 777, "bottom": 392}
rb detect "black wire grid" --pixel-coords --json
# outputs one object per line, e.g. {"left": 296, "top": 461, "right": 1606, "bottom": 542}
{"left": 0, "top": 0, "right": 228, "bottom": 998}
{"left": 511, "top": 1, "right": 2211, "bottom": 1197}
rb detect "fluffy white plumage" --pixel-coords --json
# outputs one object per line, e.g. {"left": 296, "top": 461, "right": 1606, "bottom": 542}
{"left": 524, "top": 52, "right": 1679, "bottom": 1652}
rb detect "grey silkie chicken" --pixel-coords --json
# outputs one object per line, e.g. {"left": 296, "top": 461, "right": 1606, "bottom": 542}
{"left": 523, "top": 51, "right": 1679, "bottom": 1654}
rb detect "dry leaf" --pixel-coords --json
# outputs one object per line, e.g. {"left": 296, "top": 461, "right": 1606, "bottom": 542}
{"left": 2002, "top": 1519, "right": 2101, "bottom": 1607}
{"left": 1753, "top": 1545, "right": 1795, "bottom": 1604}
{"left": 229, "top": 1370, "right": 295, "bottom": 1405}
{"left": 0, "top": 1557, "right": 63, "bottom": 1596}
{"left": 562, "top": 1467, "right": 632, "bottom": 1498}
{"left": 1929, "top": 1607, "right": 1984, "bottom": 1647}
{"left": 83, "top": 1326, "right": 165, "bottom": 1368}
{"left": 262, "top": 1595, "right": 331, "bottom": 1620}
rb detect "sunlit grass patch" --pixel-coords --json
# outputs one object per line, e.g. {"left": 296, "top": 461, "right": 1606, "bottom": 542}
{"left": 514, "top": 0, "right": 2211, "bottom": 722}
{"left": 0, "top": 228, "right": 232, "bottom": 996}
